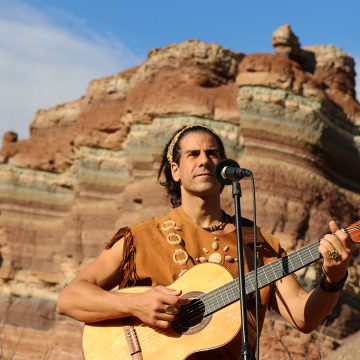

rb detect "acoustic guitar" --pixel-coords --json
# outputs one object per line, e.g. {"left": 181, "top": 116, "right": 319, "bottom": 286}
{"left": 83, "top": 221, "right": 360, "bottom": 360}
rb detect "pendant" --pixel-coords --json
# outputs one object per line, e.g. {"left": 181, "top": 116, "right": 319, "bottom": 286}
{"left": 208, "top": 252, "right": 222, "bottom": 264}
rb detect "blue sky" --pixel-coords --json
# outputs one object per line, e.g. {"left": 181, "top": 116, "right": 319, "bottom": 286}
{"left": 1, "top": 0, "right": 359, "bottom": 140}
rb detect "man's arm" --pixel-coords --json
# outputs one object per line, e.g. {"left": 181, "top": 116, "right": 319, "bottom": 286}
{"left": 271, "top": 221, "right": 353, "bottom": 333}
{"left": 56, "top": 238, "right": 185, "bottom": 328}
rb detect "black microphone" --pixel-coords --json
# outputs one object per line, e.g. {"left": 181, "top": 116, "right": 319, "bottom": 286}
{"left": 215, "top": 158, "right": 252, "bottom": 185}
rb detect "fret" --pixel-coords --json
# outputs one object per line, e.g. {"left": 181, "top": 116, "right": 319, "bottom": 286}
{"left": 214, "top": 289, "right": 222, "bottom": 309}
{"left": 246, "top": 273, "right": 255, "bottom": 293}
{"left": 275, "top": 262, "right": 284, "bottom": 278}
{"left": 263, "top": 268, "right": 270, "bottom": 284}
{"left": 209, "top": 291, "right": 217, "bottom": 311}
{"left": 273, "top": 263, "right": 283, "bottom": 279}
{"left": 301, "top": 246, "right": 311, "bottom": 263}
{"left": 294, "top": 250, "right": 304, "bottom": 269}
{"left": 289, "top": 255, "right": 296, "bottom": 272}
{"left": 204, "top": 302, "right": 212, "bottom": 314}
{"left": 289, "top": 258, "right": 294, "bottom": 272}
{"left": 270, "top": 264, "right": 277, "bottom": 282}
{"left": 306, "top": 247, "right": 314, "bottom": 260}
{"left": 218, "top": 290, "right": 226, "bottom": 308}
{"left": 309, "top": 242, "right": 321, "bottom": 262}
{"left": 225, "top": 287, "right": 231, "bottom": 304}
{"left": 258, "top": 270, "right": 267, "bottom": 288}
{"left": 288, "top": 253, "right": 297, "bottom": 272}
{"left": 231, "top": 282, "right": 238, "bottom": 301}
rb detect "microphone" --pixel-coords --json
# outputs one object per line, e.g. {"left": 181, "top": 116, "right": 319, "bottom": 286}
{"left": 215, "top": 158, "right": 252, "bottom": 185}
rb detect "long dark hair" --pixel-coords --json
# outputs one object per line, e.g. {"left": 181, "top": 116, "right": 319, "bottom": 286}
{"left": 157, "top": 125, "right": 226, "bottom": 208}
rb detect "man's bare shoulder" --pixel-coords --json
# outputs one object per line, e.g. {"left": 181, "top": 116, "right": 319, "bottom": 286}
{"left": 128, "top": 209, "right": 178, "bottom": 233}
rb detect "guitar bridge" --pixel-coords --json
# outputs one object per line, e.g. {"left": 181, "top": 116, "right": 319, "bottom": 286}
{"left": 124, "top": 325, "right": 143, "bottom": 359}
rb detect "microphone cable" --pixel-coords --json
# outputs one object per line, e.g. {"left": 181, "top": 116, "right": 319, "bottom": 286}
{"left": 250, "top": 173, "right": 260, "bottom": 360}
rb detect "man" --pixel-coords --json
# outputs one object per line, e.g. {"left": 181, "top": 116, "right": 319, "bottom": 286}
{"left": 57, "top": 125, "right": 353, "bottom": 359}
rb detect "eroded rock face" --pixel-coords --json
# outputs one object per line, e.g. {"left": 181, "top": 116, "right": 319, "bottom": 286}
{"left": 133, "top": 39, "right": 244, "bottom": 86}
{"left": 272, "top": 23, "right": 303, "bottom": 63}
{"left": 304, "top": 45, "right": 356, "bottom": 97}
{"left": 2, "top": 131, "right": 18, "bottom": 145}
{"left": 0, "top": 26, "right": 359, "bottom": 360}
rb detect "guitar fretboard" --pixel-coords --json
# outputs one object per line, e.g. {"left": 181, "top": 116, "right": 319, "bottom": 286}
{"left": 200, "top": 240, "right": 321, "bottom": 316}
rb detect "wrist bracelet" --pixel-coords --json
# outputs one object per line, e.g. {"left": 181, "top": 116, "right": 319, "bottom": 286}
{"left": 320, "top": 271, "right": 348, "bottom": 293}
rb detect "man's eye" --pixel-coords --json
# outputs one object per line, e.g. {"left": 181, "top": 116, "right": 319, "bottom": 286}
{"left": 188, "top": 152, "right": 199, "bottom": 157}
{"left": 208, "top": 151, "right": 219, "bottom": 158}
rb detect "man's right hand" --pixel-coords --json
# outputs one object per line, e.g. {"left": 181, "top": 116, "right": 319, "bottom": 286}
{"left": 129, "top": 286, "right": 189, "bottom": 329}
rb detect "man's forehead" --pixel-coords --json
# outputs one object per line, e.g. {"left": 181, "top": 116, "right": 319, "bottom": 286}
{"left": 179, "top": 131, "right": 220, "bottom": 150}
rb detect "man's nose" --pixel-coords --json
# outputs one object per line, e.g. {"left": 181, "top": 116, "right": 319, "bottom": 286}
{"left": 198, "top": 151, "right": 211, "bottom": 165}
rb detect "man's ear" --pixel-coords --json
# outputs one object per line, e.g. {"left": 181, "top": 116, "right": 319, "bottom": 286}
{"left": 171, "top": 162, "right": 180, "bottom": 182}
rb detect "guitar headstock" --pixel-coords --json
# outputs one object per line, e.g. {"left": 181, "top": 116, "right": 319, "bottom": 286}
{"left": 345, "top": 220, "right": 360, "bottom": 244}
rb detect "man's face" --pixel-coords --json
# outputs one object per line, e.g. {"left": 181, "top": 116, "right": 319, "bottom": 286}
{"left": 170, "top": 131, "right": 222, "bottom": 198}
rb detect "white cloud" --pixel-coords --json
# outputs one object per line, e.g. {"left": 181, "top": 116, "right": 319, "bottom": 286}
{"left": 0, "top": 1, "right": 142, "bottom": 141}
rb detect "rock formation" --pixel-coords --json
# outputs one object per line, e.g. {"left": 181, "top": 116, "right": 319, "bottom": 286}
{"left": 0, "top": 25, "right": 359, "bottom": 359}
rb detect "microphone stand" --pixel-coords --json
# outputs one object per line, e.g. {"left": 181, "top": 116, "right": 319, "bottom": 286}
{"left": 232, "top": 180, "right": 252, "bottom": 360}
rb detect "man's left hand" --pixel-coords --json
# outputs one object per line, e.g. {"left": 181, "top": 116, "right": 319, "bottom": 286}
{"left": 319, "top": 220, "right": 353, "bottom": 283}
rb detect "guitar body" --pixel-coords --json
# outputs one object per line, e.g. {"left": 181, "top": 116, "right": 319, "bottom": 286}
{"left": 83, "top": 263, "right": 241, "bottom": 360}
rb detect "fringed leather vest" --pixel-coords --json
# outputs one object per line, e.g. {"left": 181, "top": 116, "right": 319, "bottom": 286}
{"left": 106, "top": 207, "right": 284, "bottom": 360}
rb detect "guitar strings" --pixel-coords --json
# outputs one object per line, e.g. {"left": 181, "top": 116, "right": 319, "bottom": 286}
{"left": 346, "top": 225, "right": 360, "bottom": 234}
{"left": 137, "top": 232, "right": 354, "bottom": 341}
{"left": 346, "top": 226, "right": 360, "bottom": 231}
{"left": 133, "top": 225, "right": 359, "bottom": 345}
{"left": 134, "top": 225, "right": 359, "bottom": 345}
{"left": 181, "top": 223, "right": 360, "bottom": 321}
{"left": 138, "top": 224, "right": 359, "bottom": 339}
{"left": 134, "top": 247, "right": 335, "bottom": 347}
{"left": 172, "top": 223, "right": 360, "bottom": 324}
{"left": 134, "top": 248, "right": 318, "bottom": 345}
{"left": 134, "top": 235, "right": 353, "bottom": 346}
{"left": 346, "top": 224, "right": 360, "bottom": 230}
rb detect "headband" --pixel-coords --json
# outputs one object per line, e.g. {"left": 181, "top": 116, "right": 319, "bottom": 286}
{"left": 166, "top": 125, "right": 217, "bottom": 163}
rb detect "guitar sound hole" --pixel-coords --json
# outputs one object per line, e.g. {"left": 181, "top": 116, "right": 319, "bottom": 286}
{"left": 172, "top": 298, "right": 210, "bottom": 335}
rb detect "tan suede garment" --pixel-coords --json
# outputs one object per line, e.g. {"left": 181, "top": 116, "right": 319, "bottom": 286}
{"left": 106, "top": 207, "right": 284, "bottom": 360}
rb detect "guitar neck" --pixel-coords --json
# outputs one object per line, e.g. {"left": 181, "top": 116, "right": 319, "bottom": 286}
{"left": 201, "top": 240, "right": 321, "bottom": 316}
{"left": 246, "top": 240, "right": 321, "bottom": 293}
